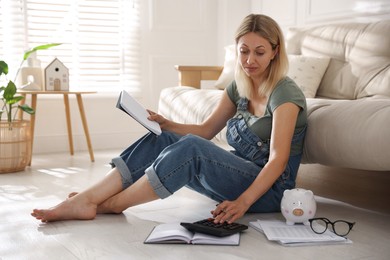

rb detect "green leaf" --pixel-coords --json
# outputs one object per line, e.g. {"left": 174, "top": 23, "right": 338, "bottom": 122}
{"left": 3, "top": 81, "right": 17, "bottom": 100}
{"left": 7, "top": 96, "right": 24, "bottom": 105}
{"left": 23, "top": 43, "right": 62, "bottom": 60}
{"left": 0, "top": 60, "right": 8, "bottom": 76}
{"left": 19, "top": 104, "right": 35, "bottom": 115}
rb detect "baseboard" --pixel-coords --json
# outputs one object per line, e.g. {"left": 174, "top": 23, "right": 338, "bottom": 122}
{"left": 32, "top": 131, "right": 146, "bottom": 154}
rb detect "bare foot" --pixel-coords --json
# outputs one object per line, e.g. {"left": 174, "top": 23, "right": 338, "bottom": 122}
{"left": 31, "top": 196, "right": 97, "bottom": 223}
{"left": 67, "top": 192, "right": 120, "bottom": 214}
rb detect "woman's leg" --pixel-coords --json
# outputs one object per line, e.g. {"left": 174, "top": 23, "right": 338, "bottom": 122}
{"left": 97, "top": 175, "right": 159, "bottom": 214}
{"left": 31, "top": 132, "right": 182, "bottom": 222}
{"left": 144, "top": 134, "right": 284, "bottom": 213}
{"left": 31, "top": 167, "right": 123, "bottom": 222}
{"left": 31, "top": 169, "right": 161, "bottom": 222}
{"left": 112, "top": 131, "right": 183, "bottom": 189}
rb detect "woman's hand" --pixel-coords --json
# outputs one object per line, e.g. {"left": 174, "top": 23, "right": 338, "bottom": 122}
{"left": 147, "top": 110, "right": 169, "bottom": 130}
{"left": 211, "top": 199, "right": 250, "bottom": 224}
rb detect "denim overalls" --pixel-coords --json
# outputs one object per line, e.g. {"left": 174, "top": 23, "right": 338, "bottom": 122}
{"left": 226, "top": 98, "right": 271, "bottom": 167}
{"left": 112, "top": 98, "right": 306, "bottom": 213}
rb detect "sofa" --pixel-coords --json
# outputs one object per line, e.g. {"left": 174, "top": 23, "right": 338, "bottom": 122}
{"left": 158, "top": 20, "right": 390, "bottom": 213}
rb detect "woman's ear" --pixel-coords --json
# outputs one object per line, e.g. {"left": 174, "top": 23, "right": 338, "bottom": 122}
{"left": 272, "top": 45, "right": 279, "bottom": 60}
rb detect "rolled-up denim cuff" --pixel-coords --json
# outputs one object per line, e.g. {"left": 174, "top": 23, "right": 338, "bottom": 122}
{"left": 111, "top": 156, "right": 134, "bottom": 189}
{"left": 145, "top": 165, "right": 172, "bottom": 199}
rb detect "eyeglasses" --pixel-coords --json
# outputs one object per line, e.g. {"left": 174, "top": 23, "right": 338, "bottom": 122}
{"left": 309, "top": 217, "right": 355, "bottom": 237}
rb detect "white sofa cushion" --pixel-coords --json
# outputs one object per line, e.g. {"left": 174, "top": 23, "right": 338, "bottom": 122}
{"left": 287, "top": 55, "right": 330, "bottom": 98}
{"left": 287, "top": 20, "right": 390, "bottom": 99}
{"left": 159, "top": 86, "right": 229, "bottom": 148}
{"left": 303, "top": 97, "right": 390, "bottom": 170}
{"left": 214, "top": 45, "right": 236, "bottom": 90}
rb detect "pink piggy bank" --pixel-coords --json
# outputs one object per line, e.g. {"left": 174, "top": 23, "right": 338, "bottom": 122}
{"left": 281, "top": 188, "right": 316, "bottom": 225}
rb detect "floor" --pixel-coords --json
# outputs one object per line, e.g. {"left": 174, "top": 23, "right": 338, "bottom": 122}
{"left": 1, "top": 150, "right": 389, "bottom": 260}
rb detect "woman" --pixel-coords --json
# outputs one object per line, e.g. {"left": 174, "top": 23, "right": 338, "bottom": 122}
{"left": 31, "top": 14, "right": 307, "bottom": 224}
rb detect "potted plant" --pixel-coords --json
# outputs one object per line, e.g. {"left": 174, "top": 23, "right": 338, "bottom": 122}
{"left": 0, "top": 61, "right": 34, "bottom": 173}
{"left": 0, "top": 43, "right": 60, "bottom": 173}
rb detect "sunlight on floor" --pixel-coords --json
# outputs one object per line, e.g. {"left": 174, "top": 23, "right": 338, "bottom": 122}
{"left": 37, "top": 167, "right": 84, "bottom": 178}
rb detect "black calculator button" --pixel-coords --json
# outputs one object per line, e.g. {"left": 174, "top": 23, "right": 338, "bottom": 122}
{"left": 180, "top": 218, "right": 248, "bottom": 237}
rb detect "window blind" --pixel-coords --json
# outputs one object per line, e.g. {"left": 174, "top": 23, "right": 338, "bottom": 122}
{"left": 0, "top": 0, "right": 141, "bottom": 92}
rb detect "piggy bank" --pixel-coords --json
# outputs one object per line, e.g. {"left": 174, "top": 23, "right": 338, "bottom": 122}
{"left": 281, "top": 188, "right": 316, "bottom": 225}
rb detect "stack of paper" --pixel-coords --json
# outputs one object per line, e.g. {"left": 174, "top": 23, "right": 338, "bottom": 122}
{"left": 249, "top": 219, "right": 352, "bottom": 247}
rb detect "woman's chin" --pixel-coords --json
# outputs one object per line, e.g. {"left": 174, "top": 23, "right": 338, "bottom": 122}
{"left": 244, "top": 68, "right": 259, "bottom": 76}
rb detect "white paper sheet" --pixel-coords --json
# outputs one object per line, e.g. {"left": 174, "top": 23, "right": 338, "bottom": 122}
{"left": 250, "top": 219, "right": 351, "bottom": 246}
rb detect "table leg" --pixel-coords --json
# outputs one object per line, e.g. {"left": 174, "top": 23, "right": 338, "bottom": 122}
{"left": 76, "top": 94, "right": 95, "bottom": 162}
{"left": 63, "top": 94, "right": 74, "bottom": 155}
{"left": 28, "top": 94, "right": 37, "bottom": 166}
{"left": 19, "top": 94, "right": 26, "bottom": 120}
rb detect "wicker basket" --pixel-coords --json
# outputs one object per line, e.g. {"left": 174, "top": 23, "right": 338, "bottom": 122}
{"left": 0, "top": 120, "right": 31, "bottom": 173}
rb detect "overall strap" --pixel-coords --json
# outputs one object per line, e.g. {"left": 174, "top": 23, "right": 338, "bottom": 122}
{"left": 237, "top": 98, "right": 249, "bottom": 112}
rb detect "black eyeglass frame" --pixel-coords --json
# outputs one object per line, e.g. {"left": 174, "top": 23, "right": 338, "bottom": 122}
{"left": 308, "top": 217, "right": 355, "bottom": 237}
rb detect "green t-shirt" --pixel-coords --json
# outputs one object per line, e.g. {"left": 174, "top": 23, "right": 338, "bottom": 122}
{"left": 226, "top": 77, "right": 307, "bottom": 155}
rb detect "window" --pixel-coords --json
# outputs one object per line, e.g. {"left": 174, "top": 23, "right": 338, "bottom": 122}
{"left": 0, "top": 0, "right": 140, "bottom": 92}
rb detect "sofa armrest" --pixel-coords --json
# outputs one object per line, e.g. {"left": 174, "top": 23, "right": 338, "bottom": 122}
{"left": 174, "top": 65, "right": 223, "bottom": 89}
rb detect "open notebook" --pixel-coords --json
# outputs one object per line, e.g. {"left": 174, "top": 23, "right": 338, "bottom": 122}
{"left": 144, "top": 223, "right": 240, "bottom": 245}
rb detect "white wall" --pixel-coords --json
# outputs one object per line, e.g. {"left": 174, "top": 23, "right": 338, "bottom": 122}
{"left": 141, "top": 0, "right": 219, "bottom": 106}
{"left": 251, "top": 0, "right": 390, "bottom": 33}
{"left": 30, "top": 0, "right": 389, "bottom": 158}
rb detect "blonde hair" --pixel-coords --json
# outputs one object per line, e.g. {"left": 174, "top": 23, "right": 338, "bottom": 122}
{"left": 234, "top": 14, "right": 288, "bottom": 98}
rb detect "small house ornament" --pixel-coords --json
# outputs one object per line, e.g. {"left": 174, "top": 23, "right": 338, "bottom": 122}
{"left": 44, "top": 58, "right": 69, "bottom": 91}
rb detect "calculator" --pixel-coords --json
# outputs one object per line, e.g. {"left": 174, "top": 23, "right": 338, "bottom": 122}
{"left": 180, "top": 218, "right": 248, "bottom": 237}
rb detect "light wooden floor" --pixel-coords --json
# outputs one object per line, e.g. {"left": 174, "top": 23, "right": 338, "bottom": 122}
{"left": 1, "top": 150, "right": 389, "bottom": 260}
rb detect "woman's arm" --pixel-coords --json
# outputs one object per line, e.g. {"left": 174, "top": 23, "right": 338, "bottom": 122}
{"left": 213, "top": 102, "right": 300, "bottom": 223}
{"left": 148, "top": 90, "right": 236, "bottom": 140}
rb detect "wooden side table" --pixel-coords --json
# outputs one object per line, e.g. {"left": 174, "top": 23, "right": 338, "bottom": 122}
{"left": 18, "top": 90, "right": 96, "bottom": 165}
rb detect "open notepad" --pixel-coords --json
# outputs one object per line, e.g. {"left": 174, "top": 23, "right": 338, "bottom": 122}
{"left": 250, "top": 219, "right": 352, "bottom": 247}
{"left": 116, "top": 90, "right": 162, "bottom": 135}
{"left": 144, "top": 223, "right": 240, "bottom": 245}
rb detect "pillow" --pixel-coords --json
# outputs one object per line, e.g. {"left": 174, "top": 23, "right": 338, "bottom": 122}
{"left": 214, "top": 45, "right": 236, "bottom": 90}
{"left": 287, "top": 55, "right": 330, "bottom": 98}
